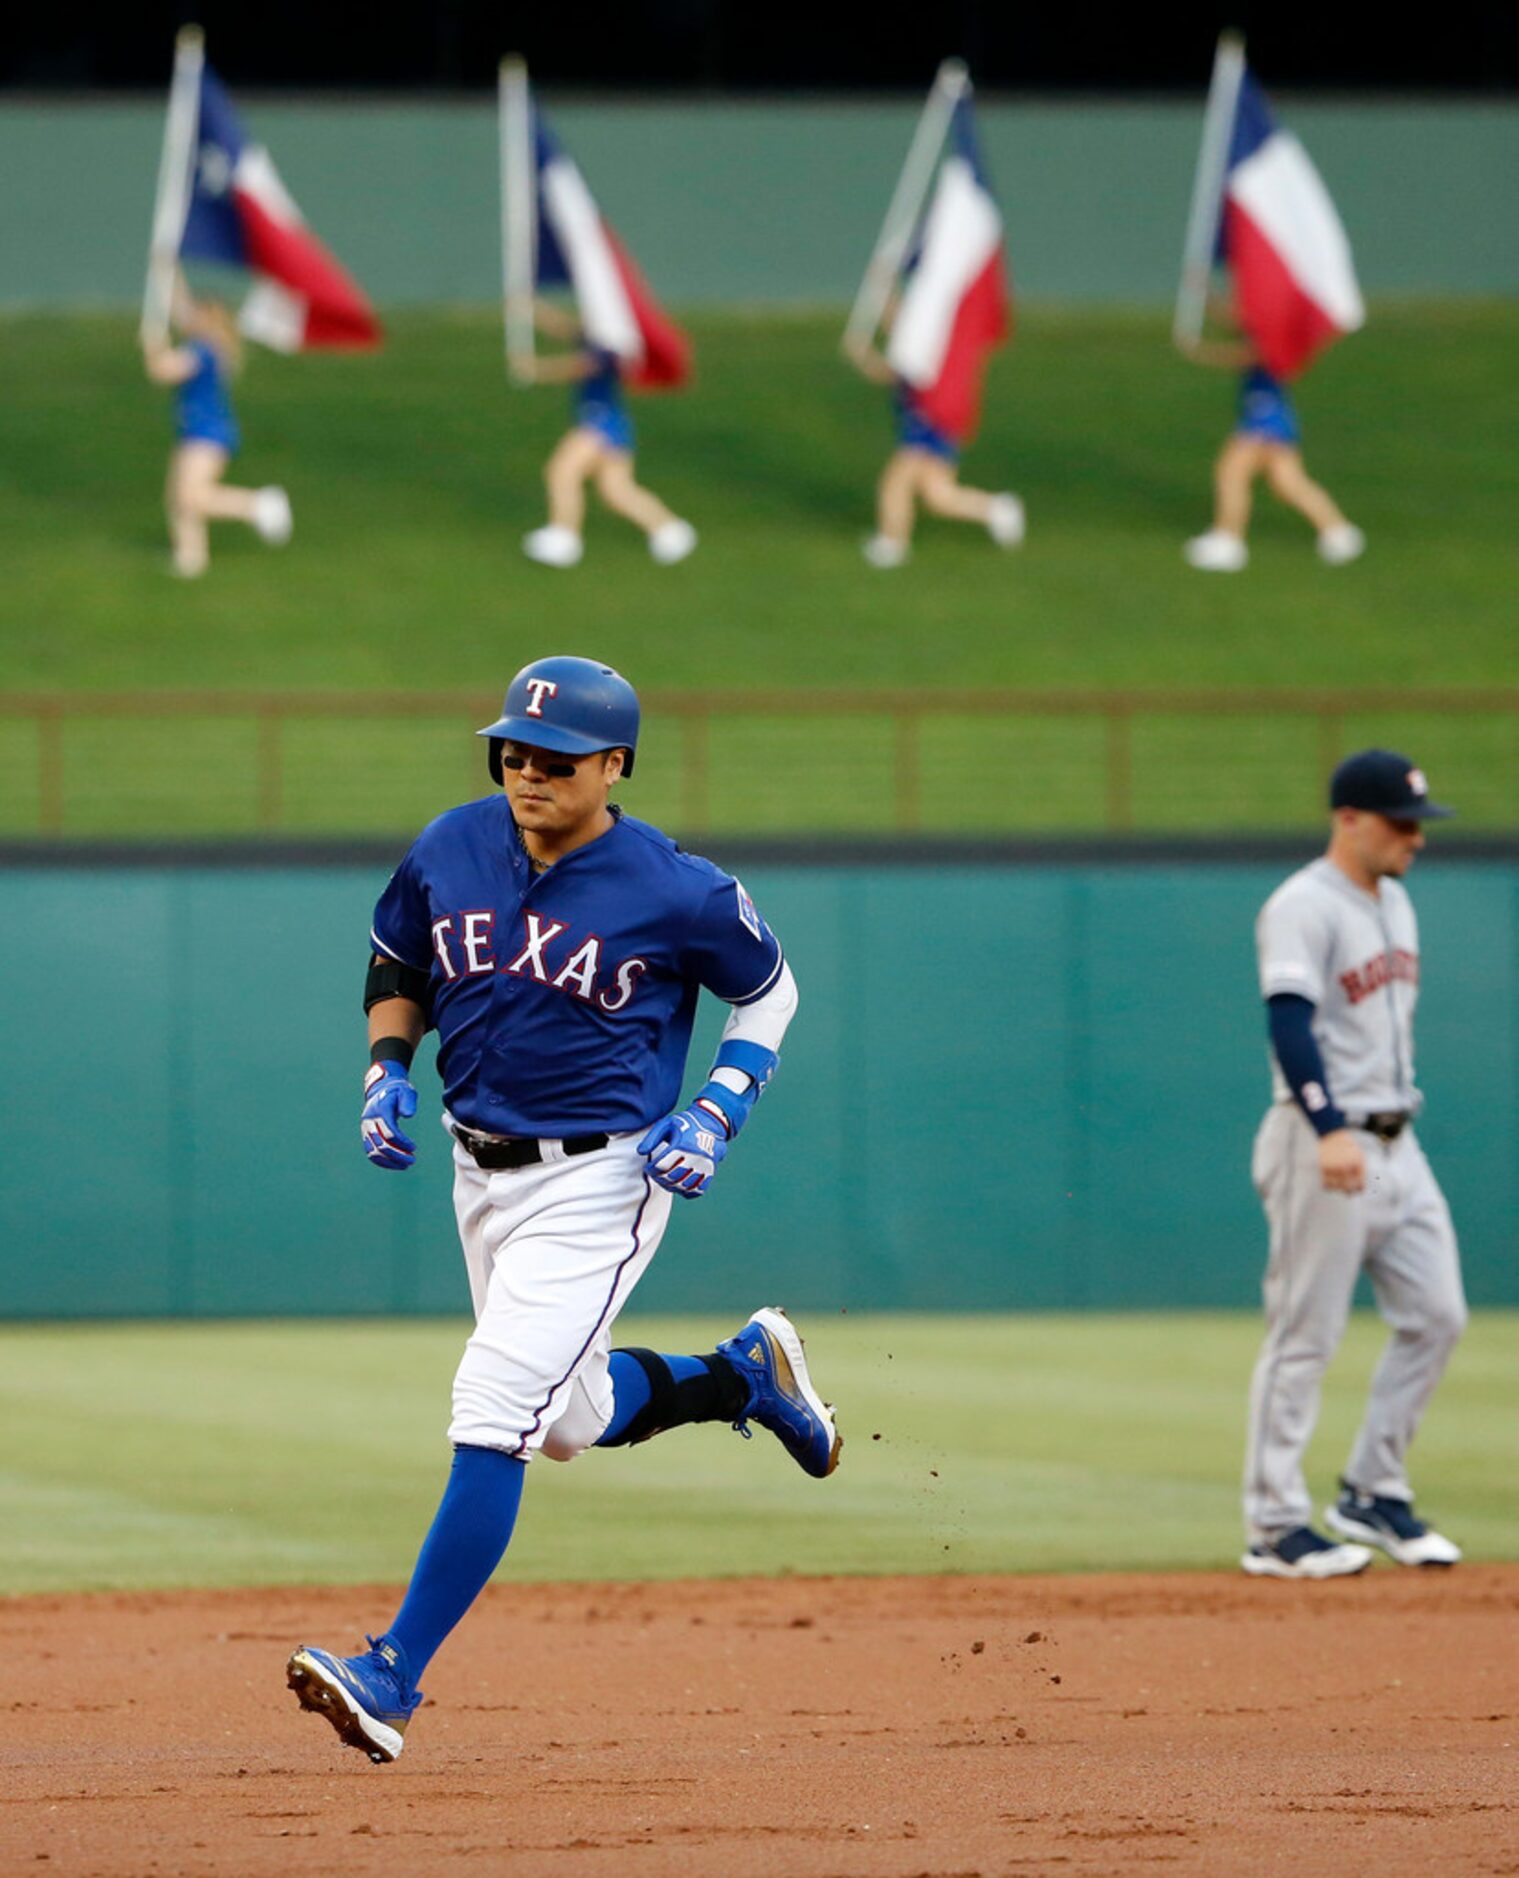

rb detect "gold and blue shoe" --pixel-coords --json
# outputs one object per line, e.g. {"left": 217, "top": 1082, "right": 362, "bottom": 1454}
{"left": 286, "top": 1635, "right": 422, "bottom": 1763}
{"left": 718, "top": 1306, "right": 841, "bottom": 1479}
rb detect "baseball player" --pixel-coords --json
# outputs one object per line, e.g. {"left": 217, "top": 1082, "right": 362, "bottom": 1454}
{"left": 512, "top": 300, "right": 697, "bottom": 568}
{"left": 1242, "top": 749, "right": 1465, "bottom": 1579}
{"left": 843, "top": 315, "right": 1024, "bottom": 569}
{"left": 140, "top": 270, "right": 292, "bottom": 578}
{"left": 1178, "top": 317, "right": 1363, "bottom": 573}
{"left": 287, "top": 656, "right": 838, "bottom": 1763}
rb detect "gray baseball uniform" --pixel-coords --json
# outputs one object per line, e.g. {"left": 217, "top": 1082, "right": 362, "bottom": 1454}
{"left": 1243, "top": 857, "right": 1466, "bottom": 1540}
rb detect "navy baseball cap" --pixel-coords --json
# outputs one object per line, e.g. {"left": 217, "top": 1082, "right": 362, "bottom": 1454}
{"left": 1330, "top": 749, "right": 1454, "bottom": 820}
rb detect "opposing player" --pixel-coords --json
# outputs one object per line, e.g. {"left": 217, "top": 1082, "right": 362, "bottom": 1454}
{"left": 286, "top": 655, "right": 838, "bottom": 1762}
{"left": 512, "top": 301, "right": 696, "bottom": 568}
{"left": 1179, "top": 318, "right": 1363, "bottom": 573}
{"left": 844, "top": 320, "right": 1023, "bottom": 569}
{"left": 140, "top": 271, "right": 291, "bottom": 578}
{"left": 1243, "top": 749, "right": 1465, "bottom": 1579}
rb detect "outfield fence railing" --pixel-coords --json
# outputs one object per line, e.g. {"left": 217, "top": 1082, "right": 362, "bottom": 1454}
{"left": 2, "top": 689, "right": 1516, "bottom": 839}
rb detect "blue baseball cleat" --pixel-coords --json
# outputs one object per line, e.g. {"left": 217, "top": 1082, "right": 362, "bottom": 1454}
{"left": 718, "top": 1306, "right": 842, "bottom": 1479}
{"left": 286, "top": 1635, "right": 422, "bottom": 1763}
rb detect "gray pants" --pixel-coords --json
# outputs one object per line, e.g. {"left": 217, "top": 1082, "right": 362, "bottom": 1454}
{"left": 1243, "top": 1104, "right": 1466, "bottom": 1540}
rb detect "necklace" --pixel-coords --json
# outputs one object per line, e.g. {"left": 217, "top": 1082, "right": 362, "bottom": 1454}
{"left": 516, "top": 824, "right": 551, "bottom": 875}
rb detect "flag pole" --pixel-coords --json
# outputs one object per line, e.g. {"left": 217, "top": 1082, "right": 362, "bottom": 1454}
{"left": 1173, "top": 30, "right": 1246, "bottom": 351}
{"left": 500, "top": 55, "right": 535, "bottom": 383}
{"left": 843, "top": 58, "right": 970, "bottom": 352}
{"left": 140, "top": 24, "right": 204, "bottom": 346}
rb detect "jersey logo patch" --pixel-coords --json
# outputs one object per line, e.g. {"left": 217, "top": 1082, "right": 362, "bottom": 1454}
{"left": 734, "top": 879, "right": 763, "bottom": 942}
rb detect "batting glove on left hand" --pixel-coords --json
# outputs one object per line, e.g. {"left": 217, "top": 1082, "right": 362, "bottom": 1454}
{"left": 638, "top": 1108, "right": 728, "bottom": 1198}
{"left": 362, "top": 1060, "right": 418, "bottom": 1170}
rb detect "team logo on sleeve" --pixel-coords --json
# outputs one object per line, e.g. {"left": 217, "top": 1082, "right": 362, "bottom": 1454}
{"left": 734, "top": 879, "right": 763, "bottom": 942}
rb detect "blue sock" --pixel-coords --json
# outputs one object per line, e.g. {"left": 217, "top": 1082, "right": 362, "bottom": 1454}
{"left": 382, "top": 1445, "right": 525, "bottom": 1683}
{"left": 597, "top": 1351, "right": 715, "bottom": 1445}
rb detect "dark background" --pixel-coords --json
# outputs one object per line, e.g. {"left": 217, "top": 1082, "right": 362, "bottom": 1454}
{"left": 5, "top": 1, "right": 1516, "bottom": 91}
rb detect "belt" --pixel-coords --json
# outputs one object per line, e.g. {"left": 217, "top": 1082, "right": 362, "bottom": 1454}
{"left": 1347, "top": 1111, "right": 1411, "bottom": 1143}
{"left": 452, "top": 1125, "right": 609, "bottom": 1171}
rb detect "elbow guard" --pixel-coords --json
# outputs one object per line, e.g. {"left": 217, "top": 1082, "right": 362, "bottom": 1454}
{"left": 364, "top": 954, "right": 431, "bottom": 1016}
{"left": 692, "top": 1040, "right": 779, "bottom": 1140}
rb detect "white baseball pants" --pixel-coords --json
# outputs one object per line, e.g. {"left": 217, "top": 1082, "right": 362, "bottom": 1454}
{"left": 445, "top": 1129, "right": 673, "bottom": 1461}
{"left": 1243, "top": 1104, "right": 1466, "bottom": 1540}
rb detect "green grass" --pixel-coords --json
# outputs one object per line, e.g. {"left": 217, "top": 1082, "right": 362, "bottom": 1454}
{"left": 2, "top": 1312, "right": 1515, "bottom": 1593}
{"left": 2, "top": 304, "right": 1517, "bottom": 836}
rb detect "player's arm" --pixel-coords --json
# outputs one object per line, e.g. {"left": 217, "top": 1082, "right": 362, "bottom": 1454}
{"left": 639, "top": 960, "right": 799, "bottom": 1198}
{"left": 141, "top": 340, "right": 198, "bottom": 385}
{"left": 1266, "top": 993, "right": 1364, "bottom": 1194}
{"left": 360, "top": 953, "right": 429, "bottom": 1171}
{"left": 512, "top": 350, "right": 599, "bottom": 385}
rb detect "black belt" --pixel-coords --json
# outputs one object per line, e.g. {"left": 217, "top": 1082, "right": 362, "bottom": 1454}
{"left": 452, "top": 1126, "right": 609, "bottom": 1171}
{"left": 1347, "top": 1111, "right": 1411, "bottom": 1142}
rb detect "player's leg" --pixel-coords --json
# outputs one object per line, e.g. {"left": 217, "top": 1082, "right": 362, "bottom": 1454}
{"left": 864, "top": 449, "right": 921, "bottom": 567}
{"left": 584, "top": 1309, "right": 840, "bottom": 1478}
{"left": 1329, "top": 1134, "right": 1466, "bottom": 1563}
{"left": 1261, "top": 445, "right": 1366, "bottom": 564}
{"left": 175, "top": 440, "right": 292, "bottom": 553}
{"left": 523, "top": 429, "right": 600, "bottom": 566}
{"left": 593, "top": 452, "right": 698, "bottom": 563}
{"left": 165, "top": 446, "right": 209, "bottom": 577}
{"left": 1241, "top": 1107, "right": 1372, "bottom": 1575}
{"left": 1185, "top": 436, "right": 1259, "bottom": 571}
{"left": 917, "top": 458, "right": 1025, "bottom": 547}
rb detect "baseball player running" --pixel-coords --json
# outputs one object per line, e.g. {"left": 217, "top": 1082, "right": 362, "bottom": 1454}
{"left": 287, "top": 656, "right": 838, "bottom": 1763}
{"left": 1243, "top": 749, "right": 1465, "bottom": 1579}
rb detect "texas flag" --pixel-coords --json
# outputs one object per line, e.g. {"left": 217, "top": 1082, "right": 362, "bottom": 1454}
{"left": 1220, "top": 71, "right": 1364, "bottom": 379}
{"left": 180, "top": 66, "right": 380, "bottom": 352}
{"left": 533, "top": 114, "right": 690, "bottom": 389}
{"left": 886, "top": 96, "right": 1011, "bottom": 444}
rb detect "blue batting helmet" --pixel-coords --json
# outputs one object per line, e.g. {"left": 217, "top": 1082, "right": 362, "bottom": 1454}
{"left": 478, "top": 656, "right": 641, "bottom": 782}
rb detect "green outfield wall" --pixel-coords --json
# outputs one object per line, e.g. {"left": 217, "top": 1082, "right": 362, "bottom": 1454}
{"left": 1, "top": 98, "right": 1515, "bottom": 308}
{"left": 2, "top": 851, "right": 1514, "bottom": 1319}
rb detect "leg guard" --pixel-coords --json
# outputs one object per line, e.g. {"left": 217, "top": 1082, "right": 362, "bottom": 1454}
{"left": 599, "top": 1347, "right": 748, "bottom": 1448}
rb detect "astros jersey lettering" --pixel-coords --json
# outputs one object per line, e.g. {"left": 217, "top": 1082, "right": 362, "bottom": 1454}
{"left": 370, "top": 797, "right": 783, "bottom": 1136}
{"left": 1256, "top": 857, "right": 1419, "bottom": 1116}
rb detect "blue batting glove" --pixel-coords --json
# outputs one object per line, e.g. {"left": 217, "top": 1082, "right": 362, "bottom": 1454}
{"left": 638, "top": 1108, "right": 728, "bottom": 1198}
{"left": 361, "top": 1060, "right": 418, "bottom": 1170}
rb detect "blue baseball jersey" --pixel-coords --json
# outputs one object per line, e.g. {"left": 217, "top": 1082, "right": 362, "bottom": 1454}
{"left": 371, "top": 799, "right": 783, "bottom": 1137}
{"left": 174, "top": 341, "right": 240, "bottom": 453}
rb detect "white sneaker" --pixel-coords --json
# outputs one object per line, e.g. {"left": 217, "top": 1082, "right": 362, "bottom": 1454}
{"left": 1241, "top": 1525, "right": 1373, "bottom": 1580}
{"left": 649, "top": 518, "right": 698, "bottom": 565}
{"left": 252, "top": 486, "right": 293, "bottom": 546}
{"left": 522, "top": 525, "right": 584, "bottom": 568}
{"left": 1325, "top": 1489, "right": 1461, "bottom": 1567}
{"left": 987, "top": 493, "right": 1026, "bottom": 548}
{"left": 1317, "top": 523, "right": 1366, "bottom": 566}
{"left": 862, "top": 534, "right": 909, "bottom": 569}
{"left": 1184, "top": 529, "right": 1248, "bottom": 572}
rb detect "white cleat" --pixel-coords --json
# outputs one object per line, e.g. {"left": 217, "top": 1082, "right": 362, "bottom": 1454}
{"left": 1242, "top": 1525, "right": 1373, "bottom": 1580}
{"left": 1325, "top": 1490, "right": 1461, "bottom": 1567}
{"left": 649, "top": 518, "right": 698, "bottom": 565}
{"left": 522, "top": 525, "right": 584, "bottom": 568}
{"left": 252, "top": 486, "right": 293, "bottom": 545}
{"left": 987, "top": 492, "right": 1026, "bottom": 548}
{"left": 1184, "top": 528, "right": 1249, "bottom": 572}
{"left": 862, "top": 534, "right": 909, "bottom": 569}
{"left": 1317, "top": 523, "right": 1366, "bottom": 566}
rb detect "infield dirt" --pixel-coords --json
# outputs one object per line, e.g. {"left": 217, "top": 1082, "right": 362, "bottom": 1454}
{"left": 4, "top": 1568, "right": 1516, "bottom": 1876}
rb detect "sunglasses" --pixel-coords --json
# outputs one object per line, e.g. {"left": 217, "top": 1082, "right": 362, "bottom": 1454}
{"left": 500, "top": 749, "right": 581, "bottom": 780}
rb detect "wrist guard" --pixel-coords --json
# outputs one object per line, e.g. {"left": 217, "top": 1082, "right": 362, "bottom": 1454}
{"left": 692, "top": 1040, "right": 779, "bottom": 1140}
